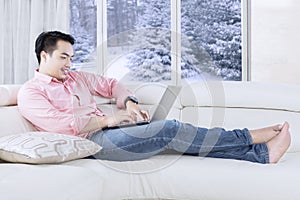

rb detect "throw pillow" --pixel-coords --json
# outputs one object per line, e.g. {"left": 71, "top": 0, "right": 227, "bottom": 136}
{"left": 0, "top": 132, "right": 101, "bottom": 164}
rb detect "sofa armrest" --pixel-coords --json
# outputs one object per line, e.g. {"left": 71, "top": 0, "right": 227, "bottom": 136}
{"left": 0, "top": 85, "right": 22, "bottom": 106}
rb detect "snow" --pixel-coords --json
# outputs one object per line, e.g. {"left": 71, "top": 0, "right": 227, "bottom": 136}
{"left": 70, "top": 0, "right": 242, "bottom": 82}
{"left": 104, "top": 54, "right": 130, "bottom": 81}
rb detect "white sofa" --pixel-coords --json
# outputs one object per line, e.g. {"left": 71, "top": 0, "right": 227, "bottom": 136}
{"left": 0, "top": 81, "right": 300, "bottom": 200}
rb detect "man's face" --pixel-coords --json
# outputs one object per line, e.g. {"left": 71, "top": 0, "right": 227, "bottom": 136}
{"left": 42, "top": 40, "right": 74, "bottom": 81}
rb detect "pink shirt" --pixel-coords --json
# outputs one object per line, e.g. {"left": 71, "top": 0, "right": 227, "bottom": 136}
{"left": 18, "top": 70, "right": 132, "bottom": 138}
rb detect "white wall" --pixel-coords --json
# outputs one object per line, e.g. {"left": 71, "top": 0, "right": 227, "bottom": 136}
{"left": 251, "top": 0, "right": 300, "bottom": 84}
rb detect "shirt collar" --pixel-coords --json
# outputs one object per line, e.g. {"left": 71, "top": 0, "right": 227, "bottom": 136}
{"left": 34, "top": 69, "right": 70, "bottom": 84}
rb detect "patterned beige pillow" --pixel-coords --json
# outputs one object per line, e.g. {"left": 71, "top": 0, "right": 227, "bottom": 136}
{"left": 0, "top": 132, "right": 101, "bottom": 164}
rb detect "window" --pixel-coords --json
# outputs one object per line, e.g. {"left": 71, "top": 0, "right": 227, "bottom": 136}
{"left": 106, "top": 0, "right": 171, "bottom": 83}
{"left": 70, "top": 0, "right": 97, "bottom": 71}
{"left": 70, "top": 0, "right": 247, "bottom": 83}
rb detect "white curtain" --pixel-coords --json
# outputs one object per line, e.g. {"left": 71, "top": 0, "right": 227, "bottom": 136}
{"left": 0, "top": 0, "right": 70, "bottom": 84}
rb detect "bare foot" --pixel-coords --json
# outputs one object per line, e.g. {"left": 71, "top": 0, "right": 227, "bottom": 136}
{"left": 267, "top": 122, "right": 291, "bottom": 164}
{"left": 249, "top": 124, "right": 283, "bottom": 144}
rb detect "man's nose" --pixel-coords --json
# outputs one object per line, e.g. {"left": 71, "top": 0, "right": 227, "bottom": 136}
{"left": 65, "top": 58, "right": 72, "bottom": 67}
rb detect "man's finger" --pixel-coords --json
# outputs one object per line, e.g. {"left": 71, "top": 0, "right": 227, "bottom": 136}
{"left": 140, "top": 110, "right": 150, "bottom": 121}
{"left": 130, "top": 111, "right": 138, "bottom": 122}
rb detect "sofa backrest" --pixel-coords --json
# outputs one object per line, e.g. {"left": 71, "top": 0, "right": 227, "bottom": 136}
{"left": 1, "top": 82, "right": 299, "bottom": 152}
{"left": 179, "top": 81, "right": 300, "bottom": 112}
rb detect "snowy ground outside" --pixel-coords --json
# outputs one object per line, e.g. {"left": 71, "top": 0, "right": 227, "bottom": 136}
{"left": 104, "top": 54, "right": 221, "bottom": 84}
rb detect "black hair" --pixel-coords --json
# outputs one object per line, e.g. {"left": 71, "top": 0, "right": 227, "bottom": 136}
{"left": 35, "top": 31, "right": 75, "bottom": 64}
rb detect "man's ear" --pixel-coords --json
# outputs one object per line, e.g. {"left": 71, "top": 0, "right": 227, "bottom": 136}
{"left": 40, "top": 51, "right": 48, "bottom": 63}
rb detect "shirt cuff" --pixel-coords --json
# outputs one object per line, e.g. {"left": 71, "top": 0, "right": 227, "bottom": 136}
{"left": 112, "top": 83, "right": 133, "bottom": 109}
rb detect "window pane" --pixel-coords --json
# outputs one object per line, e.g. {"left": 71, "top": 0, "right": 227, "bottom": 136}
{"left": 181, "top": 0, "right": 242, "bottom": 82}
{"left": 70, "top": 0, "right": 97, "bottom": 70}
{"left": 106, "top": 0, "right": 171, "bottom": 82}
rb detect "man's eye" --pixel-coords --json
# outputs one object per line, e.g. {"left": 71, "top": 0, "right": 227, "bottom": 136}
{"left": 61, "top": 56, "right": 67, "bottom": 59}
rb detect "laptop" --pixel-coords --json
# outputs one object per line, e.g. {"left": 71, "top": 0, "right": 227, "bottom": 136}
{"left": 105, "top": 85, "right": 182, "bottom": 129}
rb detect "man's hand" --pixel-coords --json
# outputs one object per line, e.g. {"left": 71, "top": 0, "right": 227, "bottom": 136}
{"left": 80, "top": 103, "right": 150, "bottom": 133}
{"left": 80, "top": 110, "right": 138, "bottom": 133}
{"left": 126, "top": 101, "right": 150, "bottom": 122}
{"left": 105, "top": 110, "right": 136, "bottom": 127}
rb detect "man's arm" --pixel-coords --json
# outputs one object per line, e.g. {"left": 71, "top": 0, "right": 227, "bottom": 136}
{"left": 78, "top": 110, "right": 138, "bottom": 134}
{"left": 77, "top": 71, "right": 150, "bottom": 123}
{"left": 78, "top": 116, "right": 107, "bottom": 134}
{"left": 78, "top": 71, "right": 132, "bottom": 109}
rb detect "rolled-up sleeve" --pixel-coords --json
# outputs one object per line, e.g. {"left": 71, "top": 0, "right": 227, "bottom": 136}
{"left": 78, "top": 71, "right": 132, "bottom": 109}
{"left": 18, "top": 86, "right": 90, "bottom": 136}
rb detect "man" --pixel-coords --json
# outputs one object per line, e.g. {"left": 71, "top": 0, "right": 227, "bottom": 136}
{"left": 18, "top": 31, "right": 291, "bottom": 164}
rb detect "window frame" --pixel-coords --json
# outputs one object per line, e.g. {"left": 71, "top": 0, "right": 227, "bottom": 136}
{"left": 95, "top": 0, "right": 250, "bottom": 83}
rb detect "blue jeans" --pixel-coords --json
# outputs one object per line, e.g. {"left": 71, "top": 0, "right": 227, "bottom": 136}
{"left": 87, "top": 120, "right": 269, "bottom": 163}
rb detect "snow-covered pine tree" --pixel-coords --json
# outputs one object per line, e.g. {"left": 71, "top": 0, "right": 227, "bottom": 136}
{"left": 70, "top": 0, "right": 97, "bottom": 63}
{"left": 181, "top": 0, "right": 242, "bottom": 80}
{"left": 126, "top": 0, "right": 201, "bottom": 82}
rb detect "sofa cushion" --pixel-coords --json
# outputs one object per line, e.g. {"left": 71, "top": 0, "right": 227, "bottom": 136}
{"left": 63, "top": 152, "right": 300, "bottom": 200}
{"left": 180, "top": 81, "right": 300, "bottom": 112}
{"left": 0, "top": 84, "right": 21, "bottom": 106}
{"left": 0, "top": 164, "right": 103, "bottom": 200}
{"left": 0, "top": 132, "right": 101, "bottom": 164}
